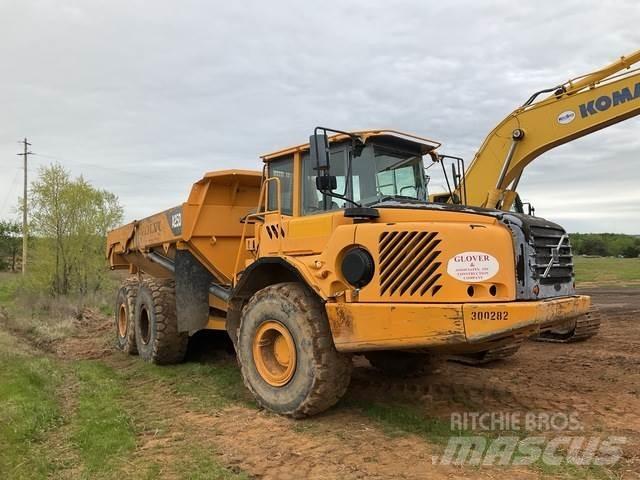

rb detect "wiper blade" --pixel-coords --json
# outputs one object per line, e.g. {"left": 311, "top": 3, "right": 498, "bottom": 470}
{"left": 379, "top": 156, "right": 418, "bottom": 172}
{"left": 376, "top": 195, "right": 426, "bottom": 204}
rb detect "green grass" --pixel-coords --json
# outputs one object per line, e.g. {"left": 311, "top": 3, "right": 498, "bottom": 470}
{"left": 574, "top": 256, "right": 640, "bottom": 284}
{"left": 0, "top": 344, "right": 63, "bottom": 479}
{"left": 71, "top": 361, "right": 136, "bottom": 475}
{"left": 531, "top": 456, "right": 614, "bottom": 480}
{"left": 174, "top": 447, "right": 249, "bottom": 480}
{"left": 348, "top": 400, "right": 463, "bottom": 445}
{"left": 130, "top": 361, "right": 253, "bottom": 410}
{"left": 352, "top": 400, "right": 619, "bottom": 479}
{"left": 0, "top": 272, "right": 19, "bottom": 305}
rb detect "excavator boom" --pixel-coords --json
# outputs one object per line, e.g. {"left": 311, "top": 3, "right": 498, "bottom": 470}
{"left": 460, "top": 50, "right": 640, "bottom": 209}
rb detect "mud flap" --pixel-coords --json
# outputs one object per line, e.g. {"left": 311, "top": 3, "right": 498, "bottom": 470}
{"left": 174, "top": 250, "right": 213, "bottom": 332}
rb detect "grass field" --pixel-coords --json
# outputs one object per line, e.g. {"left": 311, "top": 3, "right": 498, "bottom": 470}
{"left": 0, "top": 271, "right": 17, "bottom": 304}
{"left": 0, "top": 331, "right": 249, "bottom": 479}
{"left": 573, "top": 256, "right": 640, "bottom": 284}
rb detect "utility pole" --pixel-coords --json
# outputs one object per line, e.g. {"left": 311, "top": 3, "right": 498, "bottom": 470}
{"left": 17, "top": 138, "right": 32, "bottom": 275}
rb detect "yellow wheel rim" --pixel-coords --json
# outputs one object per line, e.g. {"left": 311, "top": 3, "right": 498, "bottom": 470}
{"left": 252, "top": 320, "right": 296, "bottom": 387}
{"left": 117, "top": 304, "right": 127, "bottom": 337}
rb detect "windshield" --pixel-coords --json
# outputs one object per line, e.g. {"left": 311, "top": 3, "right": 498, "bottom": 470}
{"left": 302, "top": 142, "right": 427, "bottom": 214}
{"left": 355, "top": 144, "right": 427, "bottom": 205}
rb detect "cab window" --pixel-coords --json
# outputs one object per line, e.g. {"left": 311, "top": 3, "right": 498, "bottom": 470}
{"left": 301, "top": 141, "right": 426, "bottom": 215}
{"left": 267, "top": 155, "right": 293, "bottom": 215}
{"left": 302, "top": 147, "right": 352, "bottom": 214}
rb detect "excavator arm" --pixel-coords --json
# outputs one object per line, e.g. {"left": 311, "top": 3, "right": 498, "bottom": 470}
{"left": 459, "top": 49, "right": 640, "bottom": 209}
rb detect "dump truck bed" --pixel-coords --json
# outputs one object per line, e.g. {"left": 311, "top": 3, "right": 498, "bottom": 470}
{"left": 106, "top": 169, "right": 262, "bottom": 283}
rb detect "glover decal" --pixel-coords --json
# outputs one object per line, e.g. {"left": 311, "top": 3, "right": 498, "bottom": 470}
{"left": 447, "top": 252, "right": 499, "bottom": 282}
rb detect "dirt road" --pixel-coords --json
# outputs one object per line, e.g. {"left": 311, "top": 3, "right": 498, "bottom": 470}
{"left": 3, "top": 287, "right": 639, "bottom": 479}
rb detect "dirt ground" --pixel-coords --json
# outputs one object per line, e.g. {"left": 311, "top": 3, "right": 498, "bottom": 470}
{"left": 6, "top": 286, "right": 640, "bottom": 479}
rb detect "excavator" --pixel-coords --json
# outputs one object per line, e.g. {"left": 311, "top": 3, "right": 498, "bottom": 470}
{"left": 430, "top": 49, "right": 640, "bottom": 345}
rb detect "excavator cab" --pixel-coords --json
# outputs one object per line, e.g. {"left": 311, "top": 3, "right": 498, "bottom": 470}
{"left": 511, "top": 194, "right": 536, "bottom": 216}
{"left": 428, "top": 153, "right": 538, "bottom": 217}
{"left": 428, "top": 154, "right": 466, "bottom": 205}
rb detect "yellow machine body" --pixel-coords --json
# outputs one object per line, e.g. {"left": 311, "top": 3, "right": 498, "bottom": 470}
{"left": 440, "top": 49, "right": 640, "bottom": 210}
{"left": 107, "top": 130, "right": 589, "bottom": 356}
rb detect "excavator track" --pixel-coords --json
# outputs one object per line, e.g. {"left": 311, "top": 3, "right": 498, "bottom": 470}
{"left": 447, "top": 339, "right": 523, "bottom": 366}
{"left": 533, "top": 306, "right": 601, "bottom": 343}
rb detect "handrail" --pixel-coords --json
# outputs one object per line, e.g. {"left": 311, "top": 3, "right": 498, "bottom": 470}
{"left": 232, "top": 176, "right": 283, "bottom": 286}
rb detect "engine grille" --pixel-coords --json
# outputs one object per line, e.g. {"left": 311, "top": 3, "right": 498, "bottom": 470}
{"left": 529, "top": 225, "right": 574, "bottom": 285}
{"left": 378, "top": 231, "right": 443, "bottom": 297}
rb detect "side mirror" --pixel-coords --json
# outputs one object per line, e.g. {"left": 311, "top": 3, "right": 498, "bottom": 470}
{"left": 310, "top": 131, "right": 335, "bottom": 192}
{"left": 316, "top": 175, "right": 337, "bottom": 191}
{"left": 309, "top": 133, "right": 330, "bottom": 170}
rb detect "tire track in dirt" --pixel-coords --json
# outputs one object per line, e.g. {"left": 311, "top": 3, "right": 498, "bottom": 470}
{"left": 120, "top": 376, "right": 539, "bottom": 480}
{"left": 55, "top": 313, "right": 533, "bottom": 479}
{"left": 41, "top": 286, "right": 640, "bottom": 479}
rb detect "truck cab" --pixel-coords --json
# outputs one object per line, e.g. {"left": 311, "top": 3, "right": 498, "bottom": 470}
{"left": 239, "top": 129, "right": 591, "bottom": 353}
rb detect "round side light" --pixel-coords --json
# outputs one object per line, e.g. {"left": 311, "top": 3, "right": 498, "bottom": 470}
{"left": 341, "top": 247, "right": 375, "bottom": 288}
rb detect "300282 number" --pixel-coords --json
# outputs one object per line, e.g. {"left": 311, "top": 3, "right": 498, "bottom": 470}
{"left": 470, "top": 311, "right": 509, "bottom": 321}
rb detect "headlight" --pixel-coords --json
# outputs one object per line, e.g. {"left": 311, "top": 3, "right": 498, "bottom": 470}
{"left": 341, "top": 247, "right": 374, "bottom": 288}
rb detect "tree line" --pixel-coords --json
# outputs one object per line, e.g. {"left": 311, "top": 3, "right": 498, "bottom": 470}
{"left": 570, "top": 233, "right": 640, "bottom": 258}
{"left": 0, "top": 164, "right": 123, "bottom": 297}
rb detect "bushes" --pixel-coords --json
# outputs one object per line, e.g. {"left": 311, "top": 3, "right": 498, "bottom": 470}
{"left": 571, "top": 233, "right": 640, "bottom": 258}
{"left": 0, "top": 221, "right": 21, "bottom": 272}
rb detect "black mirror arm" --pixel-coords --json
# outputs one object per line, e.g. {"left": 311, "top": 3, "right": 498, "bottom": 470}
{"left": 318, "top": 189, "right": 361, "bottom": 208}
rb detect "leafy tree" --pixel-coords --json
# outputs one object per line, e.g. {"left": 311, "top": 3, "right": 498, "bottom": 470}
{"left": 621, "top": 243, "right": 640, "bottom": 258}
{"left": 0, "top": 220, "right": 21, "bottom": 272}
{"left": 579, "top": 236, "right": 608, "bottom": 256}
{"left": 28, "top": 164, "right": 123, "bottom": 296}
{"left": 571, "top": 233, "right": 640, "bottom": 257}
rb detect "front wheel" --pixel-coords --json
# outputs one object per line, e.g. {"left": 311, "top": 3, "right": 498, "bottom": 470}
{"left": 236, "top": 282, "right": 352, "bottom": 418}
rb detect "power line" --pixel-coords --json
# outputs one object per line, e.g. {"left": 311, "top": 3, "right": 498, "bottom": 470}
{"left": 32, "top": 152, "right": 193, "bottom": 183}
{"left": 0, "top": 169, "right": 21, "bottom": 216}
{"left": 16, "top": 138, "right": 33, "bottom": 275}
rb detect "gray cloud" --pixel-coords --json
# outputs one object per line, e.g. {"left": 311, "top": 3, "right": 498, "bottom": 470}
{"left": 1, "top": 0, "right": 639, "bottom": 233}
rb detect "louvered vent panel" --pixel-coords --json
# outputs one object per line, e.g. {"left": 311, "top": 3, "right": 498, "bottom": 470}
{"left": 378, "top": 231, "right": 443, "bottom": 297}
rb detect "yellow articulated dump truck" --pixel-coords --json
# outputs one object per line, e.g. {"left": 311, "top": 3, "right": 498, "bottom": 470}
{"left": 107, "top": 128, "right": 590, "bottom": 417}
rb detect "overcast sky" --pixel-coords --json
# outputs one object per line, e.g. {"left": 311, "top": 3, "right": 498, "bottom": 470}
{"left": 1, "top": 0, "right": 638, "bottom": 233}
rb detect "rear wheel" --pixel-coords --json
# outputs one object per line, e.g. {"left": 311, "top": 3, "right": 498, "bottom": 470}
{"left": 365, "top": 351, "right": 440, "bottom": 377}
{"left": 237, "top": 282, "right": 352, "bottom": 418}
{"left": 114, "top": 278, "right": 138, "bottom": 354}
{"left": 134, "top": 278, "right": 188, "bottom": 364}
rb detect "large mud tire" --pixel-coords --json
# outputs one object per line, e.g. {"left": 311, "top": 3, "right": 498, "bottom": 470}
{"left": 134, "top": 278, "right": 188, "bottom": 365}
{"left": 237, "top": 282, "right": 352, "bottom": 418}
{"left": 114, "top": 278, "right": 138, "bottom": 354}
{"left": 365, "top": 351, "right": 440, "bottom": 377}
